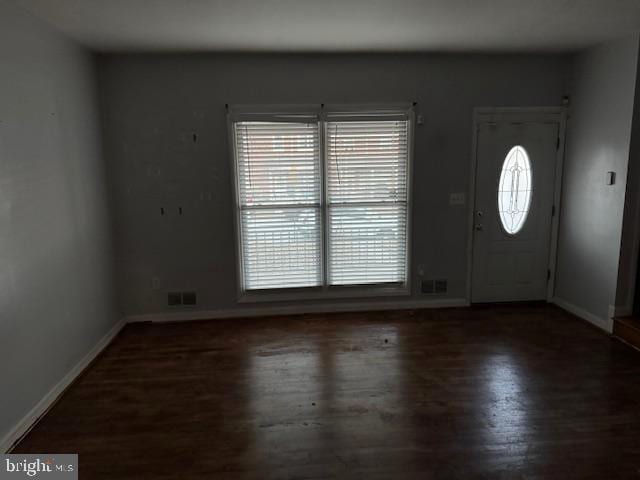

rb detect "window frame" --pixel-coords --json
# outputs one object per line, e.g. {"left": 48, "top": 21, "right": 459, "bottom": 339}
{"left": 228, "top": 103, "right": 414, "bottom": 303}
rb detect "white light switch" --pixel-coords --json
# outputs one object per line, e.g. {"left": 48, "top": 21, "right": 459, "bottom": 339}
{"left": 449, "top": 192, "right": 466, "bottom": 206}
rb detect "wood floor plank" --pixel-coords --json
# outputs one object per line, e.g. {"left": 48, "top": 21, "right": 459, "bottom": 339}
{"left": 12, "top": 304, "right": 640, "bottom": 479}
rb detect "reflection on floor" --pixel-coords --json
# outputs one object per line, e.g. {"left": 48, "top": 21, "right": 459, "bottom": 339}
{"left": 14, "top": 304, "right": 640, "bottom": 479}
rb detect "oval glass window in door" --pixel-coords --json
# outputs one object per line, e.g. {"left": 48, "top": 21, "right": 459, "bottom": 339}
{"left": 498, "top": 145, "right": 532, "bottom": 235}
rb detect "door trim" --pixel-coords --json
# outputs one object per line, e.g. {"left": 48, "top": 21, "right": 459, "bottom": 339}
{"left": 465, "top": 107, "right": 567, "bottom": 304}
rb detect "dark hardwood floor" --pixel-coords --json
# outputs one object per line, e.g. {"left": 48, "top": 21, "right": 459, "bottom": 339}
{"left": 614, "top": 316, "right": 640, "bottom": 351}
{"left": 13, "top": 304, "right": 640, "bottom": 479}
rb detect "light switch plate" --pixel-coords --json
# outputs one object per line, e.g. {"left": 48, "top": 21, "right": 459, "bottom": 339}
{"left": 606, "top": 171, "right": 616, "bottom": 185}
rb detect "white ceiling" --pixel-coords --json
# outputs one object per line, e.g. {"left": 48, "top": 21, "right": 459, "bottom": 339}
{"left": 10, "top": 0, "right": 640, "bottom": 53}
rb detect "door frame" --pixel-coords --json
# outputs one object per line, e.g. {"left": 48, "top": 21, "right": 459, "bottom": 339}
{"left": 465, "top": 107, "right": 567, "bottom": 304}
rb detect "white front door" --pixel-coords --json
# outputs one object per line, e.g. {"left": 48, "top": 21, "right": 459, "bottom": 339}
{"left": 471, "top": 115, "right": 559, "bottom": 303}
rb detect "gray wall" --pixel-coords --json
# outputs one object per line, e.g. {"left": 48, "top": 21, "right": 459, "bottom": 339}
{"left": 98, "top": 52, "right": 569, "bottom": 316}
{"left": 0, "top": 1, "right": 119, "bottom": 446}
{"left": 555, "top": 35, "right": 639, "bottom": 324}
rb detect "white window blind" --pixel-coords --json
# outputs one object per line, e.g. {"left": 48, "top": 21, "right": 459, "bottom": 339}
{"left": 234, "top": 121, "right": 322, "bottom": 290}
{"left": 326, "top": 119, "right": 409, "bottom": 285}
{"left": 232, "top": 107, "right": 411, "bottom": 294}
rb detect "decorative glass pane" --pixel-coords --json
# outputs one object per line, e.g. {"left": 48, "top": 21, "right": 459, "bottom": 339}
{"left": 498, "top": 145, "right": 532, "bottom": 235}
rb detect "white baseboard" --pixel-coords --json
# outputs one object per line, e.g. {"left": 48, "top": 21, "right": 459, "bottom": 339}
{"left": 125, "top": 298, "right": 469, "bottom": 324}
{"left": 552, "top": 297, "right": 613, "bottom": 333}
{"left": 1, "top": 317, "right": 127, "bottom": 453}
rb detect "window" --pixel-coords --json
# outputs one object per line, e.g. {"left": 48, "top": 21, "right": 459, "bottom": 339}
{"left": 498, "top": 145, "right": 532, "bottom": 235}
{"left": 231, "top": 106, "right": 412, "bottom": 295}
{"left": 234, "top": 121, "right": 322, "bottom": 290}
{"left": 326, "top": 118, "right": 408, "bottom": 285}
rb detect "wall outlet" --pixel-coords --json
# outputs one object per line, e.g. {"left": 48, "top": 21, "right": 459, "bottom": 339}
{"left": 151, "top": 277, "right": 161, "bottom": 291}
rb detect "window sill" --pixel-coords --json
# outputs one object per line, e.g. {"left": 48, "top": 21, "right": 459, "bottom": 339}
{"left": 237, "top": 284, "right": 410, "bottom": 304}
